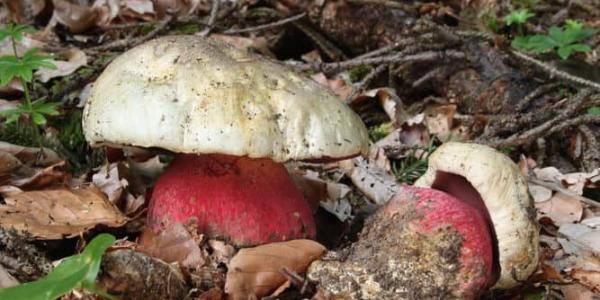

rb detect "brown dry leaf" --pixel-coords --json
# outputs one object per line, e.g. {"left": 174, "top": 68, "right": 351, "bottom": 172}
{"left": 4, "top": 0, "right": 46, "bottom": 24}
{"left": 92, "top": 163, "right": 128, "bottom": 203}
{"left": 353, "top": 88, "right": 409, "bottom": 124}
{"left": 225, "top": 239, "right": 326, "bottom": 299}
{"left": 536, "top": 192, "right": 584, "bottom": 225}
{"left": 0, "top": 187, "right": 127, "bottom": 239}
{"left": 0, "top": 151, "right": 22, "bottom": 184}
{"left": 0, "top": 141, "right": 61, "bottom": 166}
{"left": 36, "top": 48, "right": 87, "bottom": 82}
{"left": 571, "top": 269, "right": 600, "bottom": 292}
{"left": 424, "top": 104, "right": 456, "bottom": 140}
{"left": 561, "top": 283, "right": 597, "bottom": 300}
{"left": 11, "top": 161, "right": 68, "bottom": 190}
{"left": 52, "top": 0, "right": 103, "bottom": 33}
{"left": 122, "top": 0, "right": 155, "bottom": 16}
{"left": 559, "top": 223, "right": 600, "bottom": 253}
{"left": 311, "top": 73, "right": 353, "bottom": 100}
{"left": 0, "top": 264, "right": 19, "bottom": 289}
{"left": 138, "top": 222, "right": 205, "bottom": 269}
{"left": 209, "top": 34, "right": 273, "bottom": 57}
{"left": 154, "top": 0, "right": 202, "bottom": 18}
{"left": 348, "top": 156, "right": 399, "bottom": 205}
{"left": 297, "top": 170, "right": 353, "bottom": 221}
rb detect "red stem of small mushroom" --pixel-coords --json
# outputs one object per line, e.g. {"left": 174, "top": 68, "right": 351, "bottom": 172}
{"left": 147, "top": 154, "right": 316, "bottom": 247}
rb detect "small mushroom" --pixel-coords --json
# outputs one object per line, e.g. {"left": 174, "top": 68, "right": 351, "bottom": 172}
{"left": 82, "top": 35, "right": 369, "bottom": 247}
{"left": 414, "top": 142, "right": 539, "bottom": 289}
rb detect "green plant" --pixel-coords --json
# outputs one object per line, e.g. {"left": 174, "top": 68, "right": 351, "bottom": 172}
{"left": 588, "top": 106, "right": 600, "bottom": 116}
{"left": 368, "top": 122, "right": 394, "bottom": 142}
{"left": 0, "top": 233, "right": 116, "bottom": 300}
{"left": 503, "top": 9, "right": 534, "bottom": 35}
{"left": 391, "top": 139, "right": 437, "bottom": 184}
{"left": 512, "top": 20, "right": 597, "bottom": 60}
{"left": 0, "top": 24, "right": 60, "bottom": 144}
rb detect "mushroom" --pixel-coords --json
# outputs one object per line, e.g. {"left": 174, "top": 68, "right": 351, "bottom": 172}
{"left": 82, "top": 35, "right": 369, "bottom": 246}
{"left": 414, "top": 142, "right": 539, "bottom": 289}
{"left": 307, "top": 142, "right": 539, "bottom": 298}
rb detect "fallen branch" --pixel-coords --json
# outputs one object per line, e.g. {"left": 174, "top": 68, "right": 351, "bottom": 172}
{"left": 224, "top": 13, "right": 307, "bottom": 34}
{"left": 87, "top": 16, "right": 173, "bottom": 52}
{"left": 529, "top": 177, "right": 600, "bottom": 208}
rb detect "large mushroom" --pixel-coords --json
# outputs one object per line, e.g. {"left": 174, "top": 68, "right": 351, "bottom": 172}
{"left": 307, "top": 142, "right": 539, "bottom": 298}
{"left": 414, "top": 142, "right": 539, "bottom": 289}
{"left": 82, "top": 35, "right": 370, "bottom": 246}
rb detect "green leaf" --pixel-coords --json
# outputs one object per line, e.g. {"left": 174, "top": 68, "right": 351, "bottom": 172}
{"left": 0, "top": 48, "right": 56, "bottom": 85}
{"left": 588, "top": 106, "right": 600, "bottom": 116}
{"left": 503, "top": 9, "right": 534, "bottom": 26}
{"left": 32, "top": 100, "right": 61, "bottom": 115}
{"left": 0, "top": 24, "right": 36, "bottom": 42}
{"left": 31, "top": 112, "right": 47, "bottom": 125}
{"left": 0, "top": 233, "right": 115, "bottom": 300}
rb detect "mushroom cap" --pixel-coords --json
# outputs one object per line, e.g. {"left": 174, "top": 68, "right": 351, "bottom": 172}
{"left": 415, "top": 142, "right": 539, "bottom": 289}
{"left": 82, "top": 35, "right": 369, "bottom": 162}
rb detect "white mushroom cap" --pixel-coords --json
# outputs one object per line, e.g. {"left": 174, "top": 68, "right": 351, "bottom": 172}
{"left": 83, "top": 35, "right": 369, "bottom": 162}
{"left": 415, "top": 142, "right": 539, "bottom": 289}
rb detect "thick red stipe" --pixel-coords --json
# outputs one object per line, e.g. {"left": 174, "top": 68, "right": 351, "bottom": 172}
{"left": 383, "top": 185, "right": 495, "bottom": 298}
{"left": 148, "top": 154, "right": 316, "bottom": 247}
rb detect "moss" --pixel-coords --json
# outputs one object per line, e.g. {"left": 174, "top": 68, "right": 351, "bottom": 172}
{"left": 348, "top": 65, "right": 372, "bottom": 83}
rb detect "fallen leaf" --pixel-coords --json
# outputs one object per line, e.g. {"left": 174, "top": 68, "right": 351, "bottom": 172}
{"left": 10, "top": 161, "right": 68, "bottom": 190}
{"left": 0, "top": 187, "right": 127, "bottom": 239}
{"left": 559, "top": 223, "right": 600, "bottom": 253}
{"left": 0, "top": 141, "right": 61, "bottom": 166}
{"left": 224, "top": 239, "right": 326, "bottom": 299}
{"left": 123, "top": 0, "right": 155, "bottom": 15}
{"left": 0, "top": 151, "right": 22, "bottom": 184}
{"left": 207, "top": 239, "right": 235, "bottom": 265}
{"left": 529, "top": 184, "right": 553, "bottom": 203}
{"left": 348, "top": 156, "right": 399, "bottom": 205}
{"left": 0, "top": 265, "right": 19, "bottom": 289}
{"left": 209, "top": 34, "right": 273, "bottom": 57}
{"left": 352, "top": 88, "right": 409, "bottom": 124}
{"left": 154, "top": 0, "right": 202, "bottom": 18}
{"left": 298, "top": 170, "right": 353, "bottom": 221}
{"left": 561, "top": 283, "right": 597, "bottom": 300}
{"left": 92, "top": 163, "right": 129, "bottom": 203}
{"left": 52, "top": 0, "right": 102, "bottom": 33}
{"left": 138, "top": 223, "right": 205, "bottom": 269}
{"left": 536, "top": 192, "right": 583, "bottom": 225}
{"left": 311, "top": 73, "right": 353, "bottom": 100}
{"left": 4, "top": 0, "right": 46, "bottom": 24}
{"left": 571, "top": 269, "right": 600, "bottom": 292}
{"left": 424, "top": 104, "right": 456, "bottom": 140}
{"left": 36, "top": 48, "right": 88, "bottom": 82}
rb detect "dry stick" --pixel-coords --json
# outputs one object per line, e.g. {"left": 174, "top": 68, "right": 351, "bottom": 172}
{"left": 347, "top": 64, "right": 389, "bottom": 101}
{"left": 292, "top": 21, "right": 347, "bottom": 61}
{"left": 516, "top": 82, "right": 561, "bottom": 111}
{"left": 223, "top": 13, "right": 307, "bottom": 34}
{"left": 578, "top": 125, "right": 600, "bottom": 171}
{"left": 87, "top": 16, "right": 173, "bottom": 52}
{"left": 295, "top": 50, "right": 466, "bottom": 72}
{"left": 487, "top": 89, "right": 594, "bottom": 147}
{"left": 510, "top": 50, "right": 600, "bottom": 91}
{"left": 529, "top": 177, "right": 600, "bottom": 208}
{"left": 200, "top": 0, "right": 221, "bottom": 36}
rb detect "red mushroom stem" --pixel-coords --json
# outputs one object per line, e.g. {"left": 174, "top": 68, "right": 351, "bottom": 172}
{"left": 147, "top": 154, "right": 316, "bottom": 247}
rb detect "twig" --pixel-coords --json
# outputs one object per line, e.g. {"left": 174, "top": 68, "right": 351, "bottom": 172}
{"left": 510, "top": 50, "right": 600, "bottom": 91}
{"left": 200, "top": 0, "right": 221, "bottom": 36}
{"left": 295, "top": 50, "right": 466, "bottom": 72}
{"left": 485, "top": 89, "right": 594, "bottom": 146}
{"left": 578, "top": 125, "right": 600, "bottom": 171}
{"left": 87, "top": 16, "right": 172, "bottom": 52}
{"left": 346, "top": 0, "right": 417, "bottom": 12}
{"left": 516, "top": 83, "right": 561, "bottom": 111}
{"left": 223, "top": 13, "right": 307, "bottom": 34}
{"left": 293, "top": 21, "right": 346, "bottom": 61}
{"left": 347, "top": 64, "right": 389, "bottom": 101}
{"left": 529, "top": 177, "right": 600, "bottom": 208}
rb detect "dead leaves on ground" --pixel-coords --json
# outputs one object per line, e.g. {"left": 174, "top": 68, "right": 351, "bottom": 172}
{"left": 225, "top": 239, "right": 326, "bottom": 299}
{"left": 0, "top": 187, "right": 126, "bottom": 239}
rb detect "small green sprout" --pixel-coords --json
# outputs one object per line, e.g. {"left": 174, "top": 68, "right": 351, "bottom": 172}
{"left": 0, "top": 24, "right": 61, "bottom": 145}
{"left": 503, "top": 9, "right": 535, "bottom": 35}
{"left": 0, "top": 233, "right": 117, "bottom": 300}
{"left": 512, "top": 20, "right": 597, "bottom": 60}
{"left": 588, "top": 106, "right": 600, "bottom": 116}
